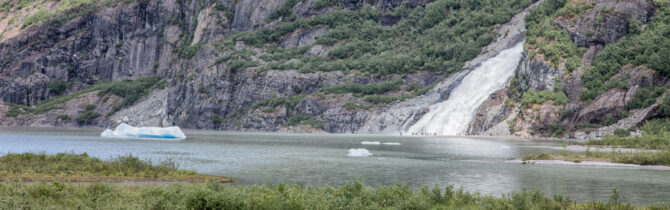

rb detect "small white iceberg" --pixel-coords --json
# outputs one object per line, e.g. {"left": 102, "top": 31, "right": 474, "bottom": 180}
{"left": 101, "top": 123, "right": 186, "bottom": 140}
{"left": 382, "top": 142, "right": 401, "bottom": 146}
{"left": 347, "top": 148, "right": 373, "bottom": 157}
{"left": 361, "top": 141, "right": 382, "bottom": 145}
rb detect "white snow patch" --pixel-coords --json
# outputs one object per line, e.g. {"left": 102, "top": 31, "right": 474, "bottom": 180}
{"left": 100, "top": 123, "right": 186, "bottom": 140}
{"left": 361, "top": 141, "right": 382, "bottom": 145}
{"left": 348, "top": 148, "right": 373, "bottom": 157}
{"left": 382, "top": 142, "right": 401, "bottom": 146}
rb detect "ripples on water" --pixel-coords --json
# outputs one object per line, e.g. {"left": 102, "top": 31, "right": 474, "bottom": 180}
{"left": 0, "top": 127, "right": 669, "bottom": 205}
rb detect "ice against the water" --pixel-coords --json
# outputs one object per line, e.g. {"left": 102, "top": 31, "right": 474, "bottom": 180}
{"left": 100, "top": 123, "right": 186, "bottom": 140}
{"left": 347, "top": 148, "right": 373, "bottom": 157}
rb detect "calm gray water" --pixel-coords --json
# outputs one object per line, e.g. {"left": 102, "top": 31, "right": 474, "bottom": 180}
{"left": 1, "top": 127, "right": 669, "bottom": 205}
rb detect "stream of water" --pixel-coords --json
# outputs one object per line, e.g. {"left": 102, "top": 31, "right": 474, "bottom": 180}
{"left": 408, "top": 42, "right": 524, "bottom": 135}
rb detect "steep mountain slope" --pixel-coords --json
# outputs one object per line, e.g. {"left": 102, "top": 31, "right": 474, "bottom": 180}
{"left": 0, "top": 0, "right": 537, "bottom": 132}
{"left": 471, "top": 0, "right": 670, "bottom": 139}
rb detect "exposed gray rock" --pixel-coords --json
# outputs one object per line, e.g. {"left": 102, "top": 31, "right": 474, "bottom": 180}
{"left": 468, "top": 89, "right": 513, "bottom": 135}
{"left": 232, "top": 0, "right": 287, "bottom": 32}
{"left": 280, "top": 27, "right": 329, "bottom": 48}
{"left": 556, "top": 0, "right": 655, "bottom": 48}
{"left": 517, "top": 53, "right": 562, "bottom": 92}
{"left": 108, "top": 89, "right": 169, "bottom": 127}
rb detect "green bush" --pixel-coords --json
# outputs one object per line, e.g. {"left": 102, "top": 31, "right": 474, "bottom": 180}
{"left": 176, "top": 43, "right": 203, "bottom": 59}
{"left": 251, "top": 94, "right": 306, "bottom": 109}
{"left": 212, "top": 114, "right": 224, "bottom": 125}
{"left": 286, "top": 113, "right": 323, "bottom": 128}
{"left": 97, "top": 77, "right": 165, "bottom": 116}
{"left": 520, "top": 90, "right": 570, "bottom": 108}
{"left": 23, "top": 9, "right": 54, "bottom": 28}
{"left": 5, "top": 106, "right": 23, "bottom": 118}
{"left": 267, "top": 0, "right": 299, "bottom": 21}
{"left": 641, "top": 118, "right": 670, "bottom": 136}
{"left": 84, "top": 104, "right": 96, "bottom": 111}
{"left": 613, "top": 129, "right": 629, "bottom": 137}
{"left": 626, "top": 86, "right": 666, "bottom": 109}
{"left": 318, "top": 79, "right": 403, "bottom": 97}
{"left": 656, "top": 97, "right": 670, "bottom": 117}
{"left": 47, "top": 80, "right": 70, "bottom": 95}
{"left": 57, "top": 114, "right": 71, "bottom": 121}
{"left": 76, "top": 111, "right": 100, "bottom": 124}
{"left": 364, "top": 95, "right": 397, "bottom": 104}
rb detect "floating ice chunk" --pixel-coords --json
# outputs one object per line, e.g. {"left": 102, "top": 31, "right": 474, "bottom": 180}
{"left": 382, "top": 142, "right": 401, "bottom": 146}
{"left": 361, "top": 141, "right": 381, "bottom": 145}
{"left": 347, "top": 148, "right": 373, "bottom": 157}
{"left": 100, "top": 123, "right": 186, "bottom": 140}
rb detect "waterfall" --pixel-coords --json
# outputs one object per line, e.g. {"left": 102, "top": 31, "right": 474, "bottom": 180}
{"left": 407, "top": 41, "right": 524, "bottom": 135}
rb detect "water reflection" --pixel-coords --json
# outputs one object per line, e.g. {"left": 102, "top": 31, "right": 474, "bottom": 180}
{"left": 0, "top": 127, "right": 669, "bottom": 205}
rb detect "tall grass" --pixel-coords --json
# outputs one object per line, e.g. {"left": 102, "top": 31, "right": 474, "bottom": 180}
{"left": 586, "top": 119, "right": 670, "bottom": 150}
{"left": 0, "top": 181, "right": 658, "bottom": 209}
{"left": 0, "top": 153, "right": 230, "bottom": 182}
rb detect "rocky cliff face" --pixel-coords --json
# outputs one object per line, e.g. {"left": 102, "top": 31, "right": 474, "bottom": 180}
{"left": 470, "top": 0, "right": 668, "bottom": 139}
{"left": 0, "top": 0, "right": 445, "bottom": 132}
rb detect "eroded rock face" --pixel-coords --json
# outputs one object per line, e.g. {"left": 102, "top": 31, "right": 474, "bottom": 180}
{"left": 468, "top": 89, "right": 513, "bottom": 135}
{"left": 281, "top": 27, "right": 329, "bottom": 48}
{"left": 476, "top": 0, "right": 663, "bottom": 138}
{"left": 232, "top": 0, "right": 287, "bottom": 32}
{"left": 517, "top": 53, "right": 562, "bottom": 92}
{"left": 0, "top": 91, "right": 123, "bottom": 127}
{"left": 556, "top": 0, "right": 655, "bottom": 48}
{"left": 576, "top": 66, "right": 663, "bottom": 124}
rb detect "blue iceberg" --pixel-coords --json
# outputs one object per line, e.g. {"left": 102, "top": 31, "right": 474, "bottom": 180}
{"left": 101, "top": 123, "right": 186, "bottom": 140}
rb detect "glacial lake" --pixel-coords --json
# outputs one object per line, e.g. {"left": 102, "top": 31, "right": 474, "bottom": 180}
{"left": 1, "top": 127, "right": 669, "bottom": 205}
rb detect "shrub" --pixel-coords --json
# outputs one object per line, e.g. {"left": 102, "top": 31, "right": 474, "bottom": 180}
{"left": 613, "top": 129, "right": 629, "bottom": 137}
{"left": 23, "top": 9, "right": 53, "bottom": 28}
{"left": 520, "top": 90, "right": 570, "bottom": 108}
{"left": 364, "top": 95, "right": 397, "bottom": 104}
{"left": 84, "top": 104, "right": 96, "bottom": 111}
{"left": 47, "top": 80, "right": 70, "bottom": 95}
{"left": 251, "top": 94, "right": 306, "bottom": 109}
{"left": 176, "top": 43, "right": 203, "bottom": 59}
{"left": 318, "top": 79, "right": 403, "bottom": 97}
{"left": 97, "top": 76, "right": 165, "bottom": 116}
{"left": 57, "top": 114, "right": 71, "bottom": 121}
{"left": 656, "top": 97, "right": 670, "bottom": 117}
{"left": 267, "top": 0, "right": 299, "bottom": 21}
{"left": 626, "top": 86, "right": 666, "bottom": 109}
{"left": 286, "top": 113, "right": 322, "bottom": 128}
{"left": 76, "top": 111, "right": 100, "bottom": 124}
{"left": 212, "top": 114, "right": 224, "bottom": 125}
{"left": 5, "top": 107, "right": 23, "bottom": 118}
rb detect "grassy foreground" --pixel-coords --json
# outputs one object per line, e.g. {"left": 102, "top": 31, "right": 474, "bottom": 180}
{"left": 0, "top": 153, "right": 233, "bottom": 183}
{"left": 0, "top": 181, "right": 665, "bottom": 209}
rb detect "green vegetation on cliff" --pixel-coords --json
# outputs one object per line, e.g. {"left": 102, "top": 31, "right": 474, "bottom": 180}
{"left": 217, "top": 0, "right": 536, "bottom": 76}
{"left": 5, "top": 76, "right": 165, "bottom": 118}
{"left": 580, "top": 0, "right": 670, "bottom": 101}
{"left": 525, "top": 0, "right": 585, "bottom": 72}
